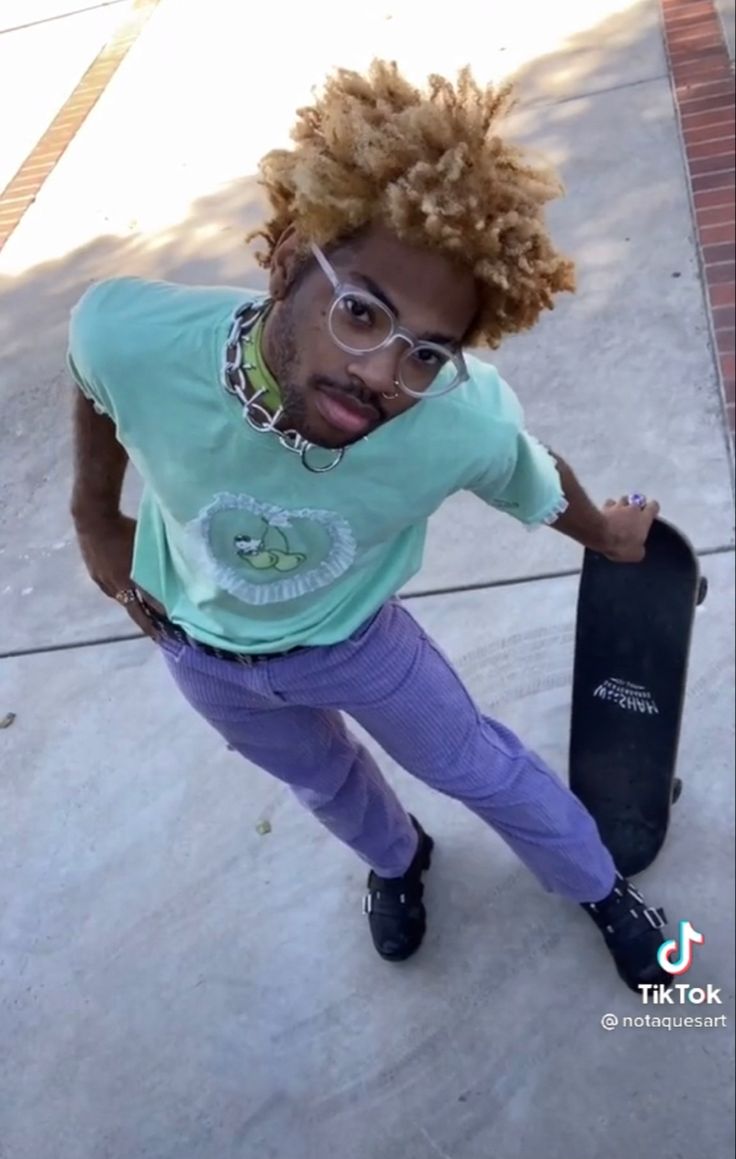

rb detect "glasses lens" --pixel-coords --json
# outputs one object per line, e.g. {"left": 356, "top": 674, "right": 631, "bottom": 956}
{"left": 399, "top": 345, "right": 460, "bottom": 398}
{"left": 329, "top": 291, "right": 393, "bottom": 353}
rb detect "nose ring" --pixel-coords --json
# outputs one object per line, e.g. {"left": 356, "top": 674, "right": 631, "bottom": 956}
{"left": 381, "top": 379, "right": 401, "bottom": 401}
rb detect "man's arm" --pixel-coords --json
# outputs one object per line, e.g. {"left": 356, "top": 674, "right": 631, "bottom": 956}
{"left": 551, "top": 453, "right": 659, "bottom": 563}
{"left": 70, "top": 392, "right": 128, "bottom": 530}
{"left": 70, "top": 392, "right": 158, "bottom": 637}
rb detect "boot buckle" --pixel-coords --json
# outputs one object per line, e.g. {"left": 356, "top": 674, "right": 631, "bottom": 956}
{"left": 643, "top": 906, "right": 666, "bottom": 930}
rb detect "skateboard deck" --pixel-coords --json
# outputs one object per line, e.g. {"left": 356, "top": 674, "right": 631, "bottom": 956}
{"left": 569, "top": 519, "right": 706, "bottom": 878}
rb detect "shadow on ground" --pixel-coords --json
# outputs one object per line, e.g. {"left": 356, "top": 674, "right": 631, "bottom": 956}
{"left": 2, "top": 1, "right": 732, "bottom": 654}
{"left": 1, "top": 5, "right": 735, "bottom": 1159}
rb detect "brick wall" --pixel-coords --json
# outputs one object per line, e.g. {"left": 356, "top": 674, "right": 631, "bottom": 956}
{"left": 661, "top": 0, "right": 735, "bottom": 444}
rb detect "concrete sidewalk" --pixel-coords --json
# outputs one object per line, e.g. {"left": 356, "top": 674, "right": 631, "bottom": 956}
{"left": 1, "top": 2, "right": 734, "bottom": 1156}
{"left": 716, "top": 0, "right": 735, "bottom": 57}
{"left": 0, "top": 1, "right": 132, "bottom": 193}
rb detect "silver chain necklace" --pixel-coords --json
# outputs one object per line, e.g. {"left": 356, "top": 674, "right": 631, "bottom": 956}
{"left": 222, "top": 300, "right": 345, "bottom": 474}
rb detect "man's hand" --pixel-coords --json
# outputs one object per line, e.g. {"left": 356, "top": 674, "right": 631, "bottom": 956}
{"left": 74, "top": 513, "right": 159, "bottom": 640}
{"left": 598, "top": 496, "right": 660, "bottom": 563}
{"left": 550, "top": 455, "right": 659, "bottom": 563}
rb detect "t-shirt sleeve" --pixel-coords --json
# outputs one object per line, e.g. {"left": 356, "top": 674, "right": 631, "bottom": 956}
{"left": 66, "top": 278, "right": 137, "bottom": 420}
{"left": 466, "top": 376, "right": 568, "bottom": 528}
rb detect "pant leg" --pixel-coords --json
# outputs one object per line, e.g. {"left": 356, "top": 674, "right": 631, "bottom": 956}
{"left": 158, "top": 640, "right": 417, "bottom": 877}
{"left": 320, "top": 602, "right": 616, "bottom": 903}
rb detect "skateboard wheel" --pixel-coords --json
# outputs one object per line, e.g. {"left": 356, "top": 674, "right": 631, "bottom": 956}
{"left": 672, "top": 778, "right": 683, "bottom": 804}
{"left": 697, "top": 577, "right": 708, "bottom": 606}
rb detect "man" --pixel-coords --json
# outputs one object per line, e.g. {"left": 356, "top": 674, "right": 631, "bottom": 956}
{"left": 69, "top": 61, "right": 672, "bottom": 992}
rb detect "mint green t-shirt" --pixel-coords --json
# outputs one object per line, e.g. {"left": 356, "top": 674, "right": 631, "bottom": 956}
{"left": 67, "top": 277, "right": 566, "bottom": 653}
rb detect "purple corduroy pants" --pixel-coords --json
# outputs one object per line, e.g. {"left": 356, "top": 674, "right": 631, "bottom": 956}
{"left": 159, "top": 599, "right": 616, "bottom": 902}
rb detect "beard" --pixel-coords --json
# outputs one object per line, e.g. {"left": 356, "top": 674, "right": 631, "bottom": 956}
{"left": 264, "top": 300, "right": 372, "bottom": 450}
{"left": 264, "top": 300, "right": 317, "bottom": 440}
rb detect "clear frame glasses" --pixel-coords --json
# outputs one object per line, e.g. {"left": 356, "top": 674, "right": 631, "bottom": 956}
{"left": 311, "top": 244, "right": 468, "bottom": 399}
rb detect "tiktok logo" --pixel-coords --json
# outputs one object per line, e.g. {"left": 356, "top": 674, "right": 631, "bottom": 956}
{"left": 657, "top": 920, "right": 704, "bottom": 975}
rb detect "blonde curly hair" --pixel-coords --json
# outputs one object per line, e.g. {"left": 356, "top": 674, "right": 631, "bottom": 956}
{"left": 248, "top": 60, "right": 575, "bottom": 348}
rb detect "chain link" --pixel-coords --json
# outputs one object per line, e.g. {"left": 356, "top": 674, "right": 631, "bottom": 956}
{"left": 222, "top": 301, "right": 345, "bottom": 474}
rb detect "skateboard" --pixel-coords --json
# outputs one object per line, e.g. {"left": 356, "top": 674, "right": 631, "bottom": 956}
{"left": 569, "top": 519, "right": 707, "bottom": 878}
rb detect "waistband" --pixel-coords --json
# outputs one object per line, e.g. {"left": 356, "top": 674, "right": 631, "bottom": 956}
{"left": 142, "top": 601, "right": 307, "bottom": 666}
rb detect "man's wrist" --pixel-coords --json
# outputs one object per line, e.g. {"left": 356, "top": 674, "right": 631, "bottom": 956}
{"left": 550, "top": 456, "right": 619, "bottom": 554}
{"left": 584, "top": 511, "right": 615, "bottom": 555}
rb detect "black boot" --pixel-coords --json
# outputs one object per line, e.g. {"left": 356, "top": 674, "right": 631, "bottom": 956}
{"left": 362, "top": 816, "right": 434, "bottom": 962}
{"left": 581, "top": 874, "right": 671, "bottom": 992}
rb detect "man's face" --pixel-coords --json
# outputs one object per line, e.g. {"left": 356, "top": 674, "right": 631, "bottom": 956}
{"left": 261, "top": 224, "right": 479, "bottom": 450}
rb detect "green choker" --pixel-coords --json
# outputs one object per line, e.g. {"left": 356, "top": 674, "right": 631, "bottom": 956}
{"left": 242, "top": 315, "right": 281, "bottom": 412}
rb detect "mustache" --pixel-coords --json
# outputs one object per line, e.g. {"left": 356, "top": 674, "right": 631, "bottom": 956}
{"left": 309, "top": 376, "right": 385, "bottom": 418}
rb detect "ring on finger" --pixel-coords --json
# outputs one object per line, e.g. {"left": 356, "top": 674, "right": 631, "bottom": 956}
{"left": 115, "top": 588, "right": 137, "bottom": 606}
{"left": 627, "top": 492, "right": 647, "bottom": 509}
